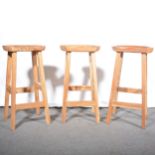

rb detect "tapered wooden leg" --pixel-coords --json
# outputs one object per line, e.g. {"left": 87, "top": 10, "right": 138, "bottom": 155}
{"left": 106, "top": 52, "right": 123, "bottom": 124}
{"left": 89, "top": 53, "right": 95, "bottom": 113}
{"left": 4, "top": 53, "right": 12, "bottom": 120}
{"left": 38, "top": 52, "right": 51, "bottom": 124}
{"left": 32, "top": 52, "right": 40, "bottom": 115}
{"left": 89, "top": 53, "right": 100, "bottom": 123}
{"left": 11, "top": 52, "right": 17, "bottom": 131}
{"left": 142, "top": 53, "right": 147, "bottom": 128}
{"left": 62, "top": 52, "right": 71, "bottom": 123}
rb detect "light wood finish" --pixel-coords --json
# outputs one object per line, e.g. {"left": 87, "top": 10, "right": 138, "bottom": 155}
{"left": 106, "top": 52, "right": 123, "bottom": 124}
{"left": 62, "top": 52, "right": 71, "bottom": 123}
{"left": 61, "top": 45, "right": 100, "bottom": 123}
{"left": 60, "top": 45, "right": 100, "bottom": 52}
{"left": 68, "top": 85, "right": 92, "bottom": 91}
{"left": 11, "top": 52, "right": 17, "bottom": 131}
{"left": 106, "top": 45, "right": 153, "bottom": 128}
{"left": 89, "top": 52, "right": 95, "bottom": 113}
{"left": 117, "top": 87, "right": 142, "bottom": 94}
{"left": 142, "top": 53, "right": 147, "bottom": 128}
{"left": 67, "top": 101, "right": 95, "bottom": 107}
{"left": 32, "top": 52, "right": 40, "bottom": 115}
{"left": 112, "top": 102, "right": 142, "bottom": 110}
{"left": 113, "top": 45, "right": 153, "bottom": 53}
{"left": 3, "top": 45, "right": 45, "bottom": 52}
{"left": 4, "top": 53, "right": 12, "bottom": 120}
{"left": 89, "top": 52, "right": 100, "bottom": 123}
{"left": 38, "top": 52, "right": 51, "bottom": 124}
{"left": 16, "top": 87, "right": 33, "bottom": 93}
{"left": 6, "top": 85, "right": 41, "bottom": 94}
{"left": 16, "top": 102, "right": 44, "bottom": 110}
{"left": 3, "top": 45, "right": 51, "bottom": 130}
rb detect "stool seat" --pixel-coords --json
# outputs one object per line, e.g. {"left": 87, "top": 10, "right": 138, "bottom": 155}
{"left": 60, "top": 45, "right": 100, "bottom": 52}
{"left": 113, "top": 45, "right": 153, "bottom": 53}
{"left": 3, "top": 45, "right": 45, "bottom": 52}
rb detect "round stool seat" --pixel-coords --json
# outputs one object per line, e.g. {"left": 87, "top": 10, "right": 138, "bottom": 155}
{"left": 3, "top": 45, "right": 45, "bottom": 52}
{"left": 60, "top": 45, "right": 100, "bottom": 52}
{"left": 113, "top": 45, "right": 153, "bottom": 53}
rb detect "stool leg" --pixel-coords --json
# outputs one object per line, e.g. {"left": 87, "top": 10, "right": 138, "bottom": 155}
{"left": 37, "top": 52, "right": 51, "bottom": 124}
{"left": 106, "top": 52, "right": 123, "bottom": 124}
{"left": 89, "top": 54, "right": 95, "bottom": 113}
{"left": 89, "top": 53, "right": 100, "bottom": 123}
{"left": 62, "top": 52, "right": 71, "bottom": 123}
{"left": 4, "top": 53, "right": 12, "bottom": 120}
{"left": 11, "top": 52, "right": 17, "bottom": 130}
{"left": 142, "top": 53, "right": 147, "bottom": 128}
{"left": 32, "top": 52, "right": 40, "bottom": 115}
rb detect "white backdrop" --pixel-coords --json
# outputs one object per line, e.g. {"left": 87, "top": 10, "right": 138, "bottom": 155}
{"left": 0, "top": 0, "right": 155, "bottom": 107}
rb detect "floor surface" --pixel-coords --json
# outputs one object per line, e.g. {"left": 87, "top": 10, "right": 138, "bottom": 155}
{"left": 0, "top": 107, "right": 155, "bottom": 155}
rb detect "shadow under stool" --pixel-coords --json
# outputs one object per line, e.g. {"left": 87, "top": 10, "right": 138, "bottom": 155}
{"left": 60, "top": 45, "right": 100, "bottom": 123}
{"left": 3, "top": 45, "right": 51, "bottom": 130}
{"left": 106, "top": 45, "right": 153, "bottom": 128}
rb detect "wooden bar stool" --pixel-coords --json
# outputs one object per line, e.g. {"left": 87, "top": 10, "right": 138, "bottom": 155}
{"left": 3, "top": 45, "right": 51, "bottom": 130}
{"left": 60, "top": 45, "right": 100, "bottom": 123}
{"left": 106, "top": 45, "right": 153, "bottom": 128}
